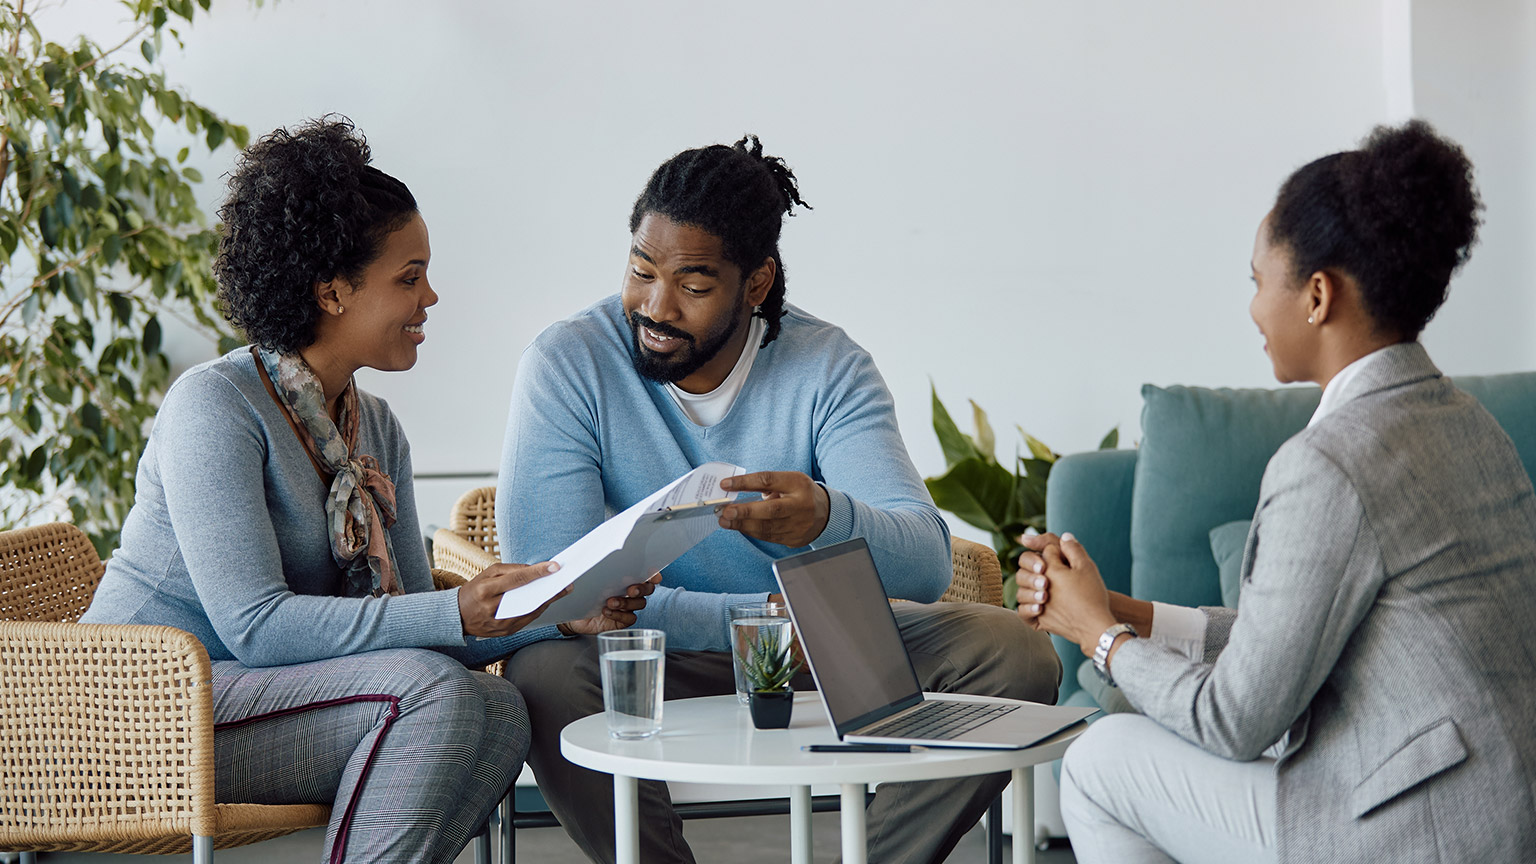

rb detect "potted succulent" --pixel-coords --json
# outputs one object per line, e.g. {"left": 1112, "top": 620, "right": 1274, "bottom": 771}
{"left": 739, "top": 626, "right": 801, "bottom": 729}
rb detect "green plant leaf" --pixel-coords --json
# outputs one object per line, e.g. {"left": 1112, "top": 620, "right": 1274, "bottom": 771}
{"left": 1099, "top": 427, "right": 1119, "bottom": 450}
{"left": 1011, "top": 471, "right": 1048, "bottom": 525}
{"left": 81, "top": 401, "right": 103, "bottom": 435}
{"left": 927, "top": 381, "right": 976, "bottom": 464}
{"left": 925, "top": 457, "right": 1012, "bottom": 533}
{"left": 969, "top": 399, "right": 996, "bottom": 463}
{"left": 142, "top": 316, "right": 162, "bottom": 355}
{"left": 108, "top": 293, "right": 133, "bottom": 324}
{"left": 1018, "top": 427, "right": 1058, "bottom": 463}
{"left": 1, "top": 0, "right": 246, "bottom": 553}
{"left": 931, "top": 383, "right": 982, "bottom": 467}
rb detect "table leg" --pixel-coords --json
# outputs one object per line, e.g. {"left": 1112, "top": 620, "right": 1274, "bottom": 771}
{"left": 1012, "top": 766, "right": 1035, "bottom": 864}
{"left": 614, "top": 774, "right": 639, "bottom": 864}
{"left": 791, "top": 785, "right": 812, "bottom": 864}
{"left": 840, "top": 783, "right": 868, "bottom": 864}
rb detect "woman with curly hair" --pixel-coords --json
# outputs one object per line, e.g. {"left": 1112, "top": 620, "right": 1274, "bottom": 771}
{"left": 1019, "top": 120, "right": 1536, "bottom": 862}
{"left": 80, "top": 117, "right": 655, "bottom": 863}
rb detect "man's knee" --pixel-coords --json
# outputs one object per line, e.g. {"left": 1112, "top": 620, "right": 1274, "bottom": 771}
{"left": 901, "top": 602, "right": 1062, "bottom": 703}
{"left": 502, "top": 636, "right": 602, "bottom": 723}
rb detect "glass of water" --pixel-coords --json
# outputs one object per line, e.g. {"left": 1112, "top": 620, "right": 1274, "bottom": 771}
{"left": 598, "top": 629, "right": 666, "bottom": 739}
{"left": 727, "top": 602, "right": 793, "bottom": 705}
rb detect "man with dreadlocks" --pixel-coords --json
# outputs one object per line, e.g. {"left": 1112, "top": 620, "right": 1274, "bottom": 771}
{"left": 497, "top": 136, "right": 1061, "bottom": 863}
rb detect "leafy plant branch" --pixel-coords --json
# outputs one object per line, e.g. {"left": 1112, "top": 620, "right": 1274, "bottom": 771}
{"left": 924, "top": 384, "right": 1118, "bottom": 609}
{"left": 1, "top": 0, "right": 250, "bottom": 555}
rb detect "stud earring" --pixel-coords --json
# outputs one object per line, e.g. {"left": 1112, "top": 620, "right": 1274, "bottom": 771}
{"left": 1307, "top": 316, "right": 1315, "bottom": 324}
{"left": 336, "top": 306, "right": 345, "bottom": 315}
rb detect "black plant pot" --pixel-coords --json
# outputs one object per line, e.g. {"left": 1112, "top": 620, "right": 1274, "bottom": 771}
{"left": 749, "top": 688, "right": 794, "bottom": 729}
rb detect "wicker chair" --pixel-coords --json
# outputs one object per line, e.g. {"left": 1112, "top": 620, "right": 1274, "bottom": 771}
{"left": 432, "top": 486, "right": 501, "bottom": 578}
{"left": 432, "top": 485, "right": 1010, "bottom": 862}
{"left": 0, "top": 523, "right": 494, "bottom": 864}
{"left": 0, "top": 523, "right": 329, "bottom": 863}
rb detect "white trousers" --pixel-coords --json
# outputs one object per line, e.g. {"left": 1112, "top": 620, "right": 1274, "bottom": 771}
{"left": 1060, "top": 713, "right": 1278, "bottom": 864}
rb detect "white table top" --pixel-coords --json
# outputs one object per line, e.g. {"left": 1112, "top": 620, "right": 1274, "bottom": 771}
{"left": 560, "top": 692, "right": 1084, "bottom": 786}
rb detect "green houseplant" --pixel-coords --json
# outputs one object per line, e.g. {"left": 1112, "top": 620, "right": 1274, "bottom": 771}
{"left": 0, "top": 0, "right": 250, "bottom": 556}
{"left": 924, "top": 385, "right": 1117, "bottom": 608}
{"left": 739, "top": 625, "right": 801, "bottom": 729}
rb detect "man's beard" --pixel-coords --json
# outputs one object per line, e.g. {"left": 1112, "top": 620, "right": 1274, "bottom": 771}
{"left": 628, "top": 305, "right": 746, "bottom": 385}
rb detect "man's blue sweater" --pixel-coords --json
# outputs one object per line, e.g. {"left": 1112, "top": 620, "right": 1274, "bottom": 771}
{"left": 497, "top": 295, "right": 950, "bottom": 651}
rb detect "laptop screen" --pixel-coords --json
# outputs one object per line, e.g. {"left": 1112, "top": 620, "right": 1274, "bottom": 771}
{"left": 772, "top": 538, "right": 924, "bottom": 736}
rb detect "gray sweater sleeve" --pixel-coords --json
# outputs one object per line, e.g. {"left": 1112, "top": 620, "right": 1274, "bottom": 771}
{"left": 388, "top": 432, "right": 566, "bottom": 665}
{"left": 155, "top": 369, "right": 469, "bottom": 667}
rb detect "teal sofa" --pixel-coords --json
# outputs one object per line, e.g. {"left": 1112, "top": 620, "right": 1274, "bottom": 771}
{"left": 1045, "top": 370, "right": 1536, "bottom": 710}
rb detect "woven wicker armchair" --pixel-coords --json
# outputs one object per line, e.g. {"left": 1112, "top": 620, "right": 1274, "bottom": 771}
{"left": 942, "top": 536, "right": 1006, "bottom": 607}
{"left": 0, "top": 523, "right": 330, "bottom": 862}
{"left": 432, "top": 485, "right": 1007, "bottom": 608}
{"left": 432, "top": 486, "right": 500, "bottom": 578}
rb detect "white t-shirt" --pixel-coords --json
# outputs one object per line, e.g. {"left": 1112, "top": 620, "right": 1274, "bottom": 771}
{"left": 664, "top": 316, "right": 767, "bottom": 427}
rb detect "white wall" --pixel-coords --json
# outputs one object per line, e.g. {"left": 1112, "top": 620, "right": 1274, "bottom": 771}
{"left": 40, "top": 1, "right": 1536, "bottom": 530}
{"left": 1412, "top": 0, "right": 1536, "bottom": 375}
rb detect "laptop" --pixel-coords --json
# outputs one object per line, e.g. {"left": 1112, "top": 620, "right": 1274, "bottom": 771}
{"left": 772, "top": 538, "right": 1098, "bottom": 749}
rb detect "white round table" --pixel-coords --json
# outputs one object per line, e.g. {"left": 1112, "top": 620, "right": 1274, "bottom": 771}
{"left": 560, "top": 692, "right": 1083, "bottom": 864}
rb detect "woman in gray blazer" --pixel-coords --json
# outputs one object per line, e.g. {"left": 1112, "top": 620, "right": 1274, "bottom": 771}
{"left": 1021, "top": 120, "right": 1536, "bottom": 863}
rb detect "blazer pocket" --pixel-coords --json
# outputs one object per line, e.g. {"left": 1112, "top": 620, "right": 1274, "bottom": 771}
{"left": 1348, "top": 717, "right": 1468, "bottom": 819}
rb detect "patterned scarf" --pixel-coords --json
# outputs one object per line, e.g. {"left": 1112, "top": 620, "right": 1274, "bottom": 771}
{"left": 255, "top": 347, "right": 403, "bottom": 598}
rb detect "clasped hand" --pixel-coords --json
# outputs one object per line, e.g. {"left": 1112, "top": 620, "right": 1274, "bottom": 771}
{"left": 717, "top": 471, "right": 830, "bottom": 548}
{"left": 458, "top": 563, "right": 661, "bottom": 639}
{"left": 1015, "top": 532, "right": 1118, "bottom": 656}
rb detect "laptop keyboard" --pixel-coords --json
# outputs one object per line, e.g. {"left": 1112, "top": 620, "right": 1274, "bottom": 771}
{"left": 862, "top": 701, "right": 1019, "bottom": 741}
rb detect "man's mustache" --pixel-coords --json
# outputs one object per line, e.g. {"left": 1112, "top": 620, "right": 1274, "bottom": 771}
{"left": 630, "top": 313, "right": 694, "bottom": 343}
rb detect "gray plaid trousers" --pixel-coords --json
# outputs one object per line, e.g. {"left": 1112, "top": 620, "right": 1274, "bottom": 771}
{"left": 212, "top": 647, "right": 529, "bottom": 864}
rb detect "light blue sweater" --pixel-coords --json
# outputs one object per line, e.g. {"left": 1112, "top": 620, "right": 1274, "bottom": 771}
{"left": 497, "top": 295, "right": 951, "bottom": 652}
{"left": 82, "top": 349, "right": 556, "bottom": 668}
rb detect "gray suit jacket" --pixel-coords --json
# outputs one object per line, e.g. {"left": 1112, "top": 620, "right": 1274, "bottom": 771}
{"left": 1114, "top": 342, "right": 1536, "bottom": 862}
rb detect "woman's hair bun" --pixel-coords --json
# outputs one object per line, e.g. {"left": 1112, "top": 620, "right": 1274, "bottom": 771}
{"left": 1269, "top": 119, "right": 1482, "bottom": 339}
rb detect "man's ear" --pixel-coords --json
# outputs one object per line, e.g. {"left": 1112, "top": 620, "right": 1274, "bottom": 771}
{"left": 744, "top": 258, "right": 776, "bottom": 308}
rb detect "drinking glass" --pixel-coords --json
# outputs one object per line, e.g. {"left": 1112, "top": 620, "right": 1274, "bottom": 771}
{"left": 727, "top": 602, "right": 793, "bottom": 705}
{"left": 598, "top": 629, "right": 666, "bottom": 739}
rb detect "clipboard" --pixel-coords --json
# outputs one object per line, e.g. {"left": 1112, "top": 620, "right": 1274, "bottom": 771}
{"left": 494, "top": 463, "right": 745, "bottom": 625}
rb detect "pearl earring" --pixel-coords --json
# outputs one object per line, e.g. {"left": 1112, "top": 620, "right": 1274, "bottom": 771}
{"left": 1307, "top": 315, "right": 1315, "bottom": 324}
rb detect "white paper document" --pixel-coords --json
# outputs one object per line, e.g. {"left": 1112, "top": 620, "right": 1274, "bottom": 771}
{"left": 494, "top": 462, "right": 747, "bottom": 625}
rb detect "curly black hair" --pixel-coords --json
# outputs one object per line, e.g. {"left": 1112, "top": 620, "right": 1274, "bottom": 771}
{"left": 628, "top": 135, "right": 810, "bottom": 348}
{"left": 1268, "top": 119, "right": 1482, "bottom": 340}
{"left": 214, "top": 116, "right": 417, "bottom": 353}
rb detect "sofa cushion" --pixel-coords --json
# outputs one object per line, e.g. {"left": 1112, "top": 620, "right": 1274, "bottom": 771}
{"left": 1209, "top": 519, "right": 1251, "bottom": 608}
{"left": 1129, "top": 373, "right": 1536, "bottom": 612}
{"left": 1130, "top": 384, "right": 1319, "bottom": 607}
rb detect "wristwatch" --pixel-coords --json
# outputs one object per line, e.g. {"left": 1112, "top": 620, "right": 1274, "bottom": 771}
{"left": 1092, "top": 623, "right": 1138, "bottom": 687}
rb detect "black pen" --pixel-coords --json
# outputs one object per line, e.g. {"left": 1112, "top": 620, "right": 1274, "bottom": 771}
{"left": 802, "top": 743, "right": 917, "bottom": 753}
